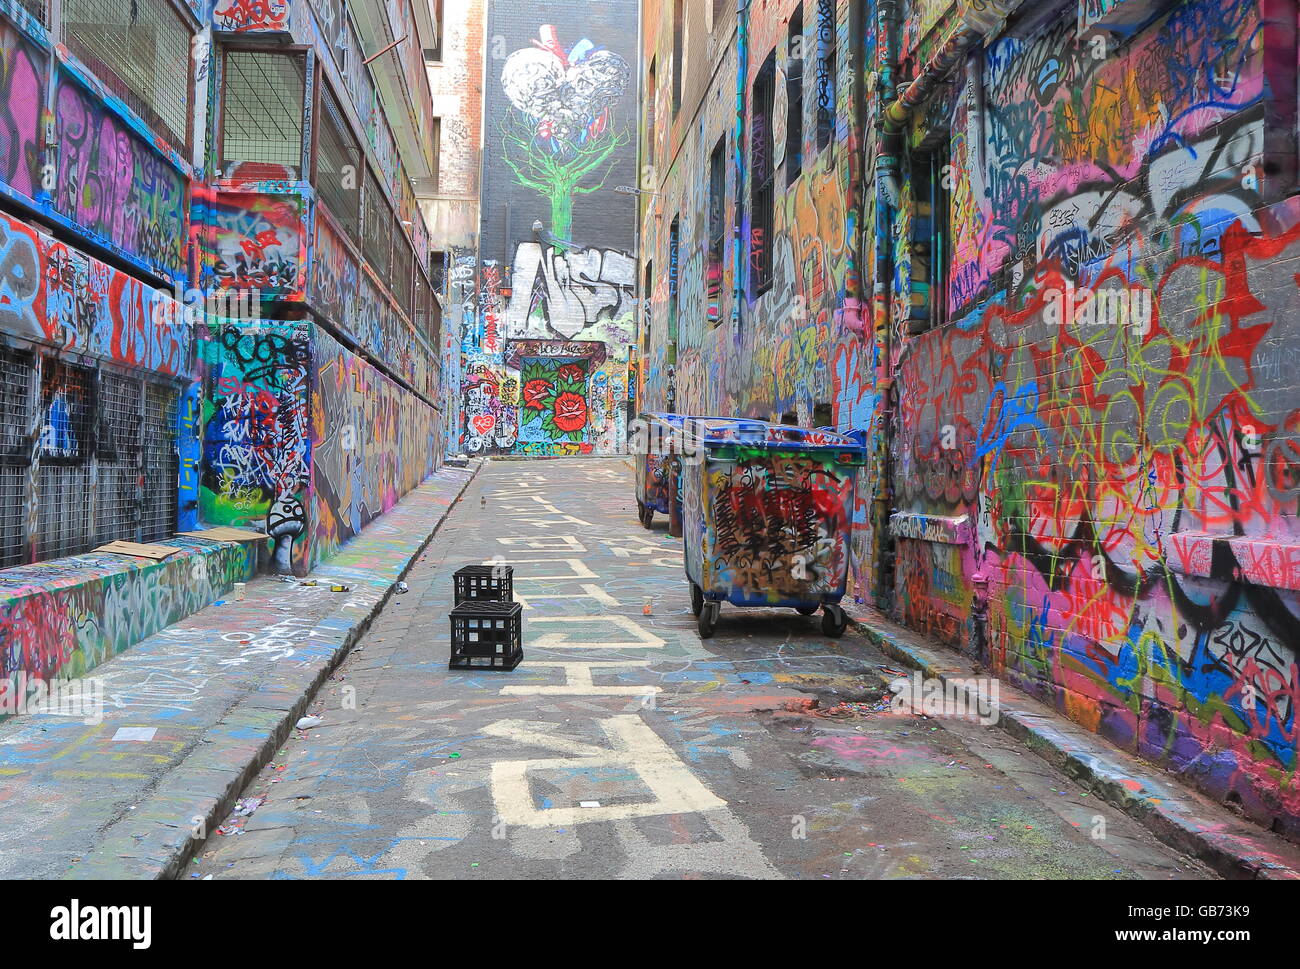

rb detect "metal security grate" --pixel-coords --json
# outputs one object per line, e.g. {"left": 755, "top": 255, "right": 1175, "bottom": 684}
{"left": 61, "top": 0, "right": 192, "bottom": 148}
{"left": 37, "top": 358, "right": 94, "bottom": 559}
{"left": 0, "top": 347, "right": 35, "bottom": 567}
{"left": 17, "top": 0, "right": 47, "bottom": 25}
{"left": 95, "top": 370, "right": 142, "bottom": 544}
{"left": 37, "top": 463, "right": 93, "bottom": 558}
{"left": 315, "top": 86, "right": 362, "bottom": 240}
{"left": 363, "top": 168, "right": 393, "bottom": 279}
{"left": 221, "top": 49, "right": 306, "bottom": 174}
{"left": 392, "top": 246, "right": 413, "bottom": 314}
{"left": 140, "top": 381, "right": 179, "bottom": 541}
{"left": 3, "top": 354, "right": 180, "bottom": 566}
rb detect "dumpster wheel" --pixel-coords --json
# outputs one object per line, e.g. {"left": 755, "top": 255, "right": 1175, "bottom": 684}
{"left": 690, "top": 582, "right": 704, "bottom": 617}
{"left": 697, "top": 600, "right": 720, "bottom": 639}
{"left": 794, "top": 605, "right": 818, "bottom": 616}
{"left": 637, "top": 501, "right": 654, "bottom": 529}
{"left": 822, "top": 603, "right": 848, "bottom": 638}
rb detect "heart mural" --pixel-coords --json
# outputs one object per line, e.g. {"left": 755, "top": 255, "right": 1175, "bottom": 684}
{"left": 498, "top": 26, "right": 632, "bottom": 240}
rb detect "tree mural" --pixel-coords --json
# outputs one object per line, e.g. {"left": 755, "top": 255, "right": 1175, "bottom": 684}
{"left": 500, "top": 26, "right": 631, "bottom": 240}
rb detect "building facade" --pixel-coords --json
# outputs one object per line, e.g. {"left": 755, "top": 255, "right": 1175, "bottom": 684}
{"left": 640, "top": 0, "right": 1300, "bottom": 838}
{"left": 422, "top": 0, "right": 486, "bottom": 453}
{"left": 456, "top": 0, "right": 640, "bottom": 457}
{"left": 0, "top": 0, "right": 445, "bottom": 685}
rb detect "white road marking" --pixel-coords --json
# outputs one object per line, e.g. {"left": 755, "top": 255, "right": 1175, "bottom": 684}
{"left": 528, "top": 615, "right": 667, "bottom": 649}
{"left": 484, "top": 715, "right": 727, "bottom": 827}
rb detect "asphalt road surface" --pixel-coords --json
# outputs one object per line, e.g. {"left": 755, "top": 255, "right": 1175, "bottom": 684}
{"left": 190, "top": 458, "right": 1212, "bottom": 880}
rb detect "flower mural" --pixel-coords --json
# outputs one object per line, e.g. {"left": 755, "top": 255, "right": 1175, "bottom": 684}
{"left": 517, "top": 357, "right": 590, "bottom": 444}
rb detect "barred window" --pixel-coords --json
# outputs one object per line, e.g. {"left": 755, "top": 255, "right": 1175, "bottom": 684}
{"left": 16, "top": 0, "right": 46, "bottom": 25}
{"left": 430, "top": 250, "right": 446, "bottom": 297}
{"left": 95, "top": 369, "right": 141, "bottom": 545}
{"left": 815, "top": 0, "right": 836, "bottom": 151}
{"left": 363, "top": 168, "right": 393, "bottom": 280}
{"left": 140, "top": 380, "right": 179, "bottom": 542}
{"left": 221, "top": 48, "right": 306, "bottom": 178}
{"left": 392, "top": 244, "right": 414, "bottom": 315}
{"left": 37, "top": 358, "right": 94, "bottom": 559}
{"left": 0, "top": 346, "right": 35, "bottom": 568}
{"left": 707, "top": 136, "right": 726, "bottom": 325}
{"left": 61, "top": 0, "right": 192, "bottom": 148}
{"left": 750, "top": 52, "right": 776, "bottom": 295}
{"left": 315, "top": 85, "right": 362, "bottom": 240}
{"left": 786, "top": 3, "right": 805, "bottom": 185}
{"left": 0, "top": 355, "right": 184, "bottom": 566}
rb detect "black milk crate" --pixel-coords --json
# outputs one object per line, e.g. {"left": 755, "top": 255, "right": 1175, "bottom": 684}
{"left": 454, "top": 564, "right": 514, "bottom": 604}
{"left": 449, "top": 600, "right": 523, "bottom": 671}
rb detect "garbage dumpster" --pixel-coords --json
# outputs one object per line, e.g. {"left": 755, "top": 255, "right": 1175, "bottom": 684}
{"left": 680, "top": 418, "right": 868, "bottom": 639}
{"left": 632, "top": 411, "right": 714, "bottom": 532}
{"left": 632, "top": 412, "right": 683, "bottom": 529}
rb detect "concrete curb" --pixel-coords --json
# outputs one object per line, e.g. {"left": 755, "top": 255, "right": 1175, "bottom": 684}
{"left": 65, "top": 462, "right": 482, "bottom": 880}
{"left": 843, "top": 604, "right": 1300, "bottom": 881}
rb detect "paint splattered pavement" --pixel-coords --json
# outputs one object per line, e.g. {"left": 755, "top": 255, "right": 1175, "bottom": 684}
{"left": 190, "top": 458, "right": 1214, "bottom": 880}
{"left": 0, "top": 465, "right": 476, "bottom": 880}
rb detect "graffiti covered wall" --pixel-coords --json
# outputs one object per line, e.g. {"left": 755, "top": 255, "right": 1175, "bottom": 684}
{"left": 201, "top": 320, "right": 312, "bottom": 574}
{"left": 639, "top": 0, "right": 1300, "bottom": 836}
{"left": 0, "top": 209, "right": 191, "bottom": 376}
{"left": 200, "top": 318, "right": 441, "bottom": 576}
{"left": 885, "top": 0, "right": 1300, "bottom": 837}
{"left": 0, "top": 539, "right": 256, "bottom": 711}
{"left": 310, "top": 326, "right": 440, "bottom": 568}
{"left": 463, "top": 5, "right": 640, "bottom": 455}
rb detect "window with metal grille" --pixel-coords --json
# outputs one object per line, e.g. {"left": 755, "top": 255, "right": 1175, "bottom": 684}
{"left": 95, "top": 369, "right": 142, "bottom": 545}
{"left": 221, "top": 48, "right": 306, "bottom": 178}
{"left": 392, "top": 245, "right": 414, "bottom": 314}
{"left": 140, "top": 381, "right": 179, "bottom": 541}
{"left": 430, "top": 250, "right": 446, "bottom": 297}
{"left": 93, "top": 372, "right": 178, "bottom": 545}
{"left": 363, "top": 168, "right": 393, "bottom": 279}
{"left": 645, "top": 59, "right": 656, "bottom": 171}
{"left": 786, "top": 3, "right": 805, "bottom": 185}
{"left": 815, "top": 0, "right": 836, "bottom": 152}
{"left": 61, "top": 0, "right": 192, "bottom": 148}
{"left": 430, "top": 118, "right": 441, "bottom": 193}
{"left": 908, "top": 141, "right": 952, "bottom": 334}
{"left": 413, "top": 270, "right": 429, "bottom": 339}
{"left": 707, "top": 136, "right": 726, "bottom": 326}
{"left": 750, "top": 52, "right": 776, "bottom": 295}
{"left": 315, "top": 84, "right": 362, "bottom": 240}
{"left": 0, "top": 347, "right": 35, "bottom": 568}
{"left": 16, "top": 0, "right": 46, "bottom": 24}
{"left": 668, "top": 217, "right": 679, "bottom": 346}
{"left": 671, "top": 0, "right": 683, "bottom": 115}
{"left": 641, "top": 260, "right": 653, "bottom": 355}
{"left": 36, "top": 358, "right": 94, "bottom": 559}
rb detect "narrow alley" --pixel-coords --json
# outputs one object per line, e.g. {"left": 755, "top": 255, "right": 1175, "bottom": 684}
{"left": 190, "top": 458, "right": 1211, "bottom": 880}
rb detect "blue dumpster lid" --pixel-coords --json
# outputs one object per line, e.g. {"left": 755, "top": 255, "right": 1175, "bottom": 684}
{"left": 638, "top": 411, "right": 731, "bottom": 427}
{"left": 685, "top": 418, "right": 868, "bottom": 453}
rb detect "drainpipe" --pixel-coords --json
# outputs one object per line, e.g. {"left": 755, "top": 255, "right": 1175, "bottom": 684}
{"left": 872, "top": 0, "right": 901, "bottom": 611}
{"left": 882, "top": 0, "right": 1030, "bottom": 135}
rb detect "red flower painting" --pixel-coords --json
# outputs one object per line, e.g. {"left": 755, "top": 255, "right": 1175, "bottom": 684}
{"left": 522, "top": 378, "right": 552, "bottom": 410}
{"left": 552, "top": 391, "right": 588, "bottom": 433}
